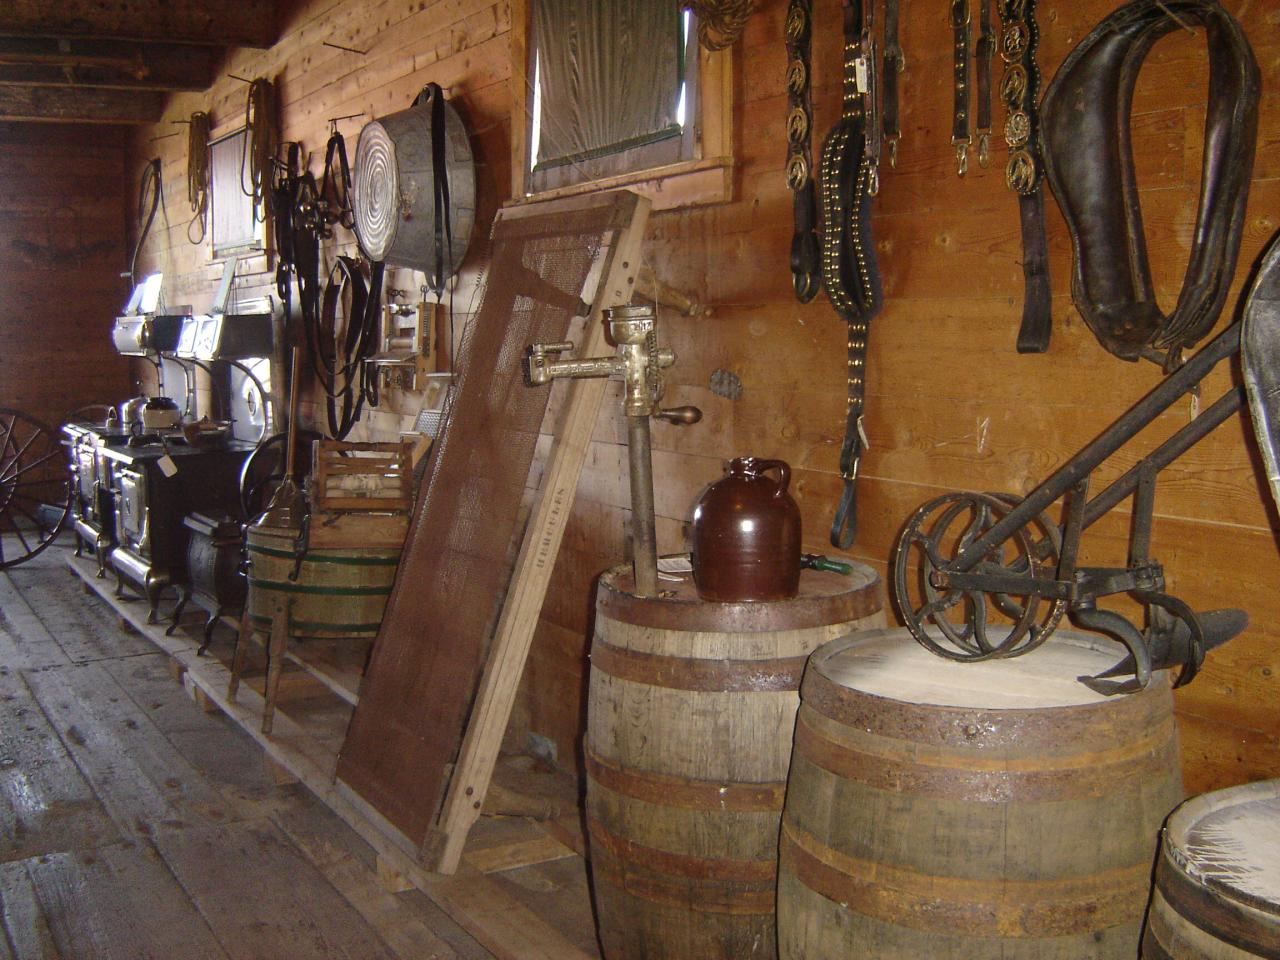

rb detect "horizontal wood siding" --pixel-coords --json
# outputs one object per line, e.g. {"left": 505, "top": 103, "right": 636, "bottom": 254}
{"left": 125, "top": 0, "right": 1279, "bottom": 798}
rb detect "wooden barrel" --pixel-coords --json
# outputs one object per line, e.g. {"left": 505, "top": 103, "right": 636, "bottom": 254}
{"left": 778, "top": 628, "right": 1184, "bottom": 960}
{"left": 245, "top": 522, "right": 399, "bottom": 638}
{"left": 585, "top": 561, "right": 885, "bottom": 960}
{"left": 1143, "top": 779, "right": 1280, "bottom": 958}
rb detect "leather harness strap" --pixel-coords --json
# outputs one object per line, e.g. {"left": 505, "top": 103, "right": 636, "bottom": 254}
{"left": 317, "top": 256, "right": 384, "bottom": 439}
{"left": 822, "top": 0, "right": 883, "bottom": 550}
{"left": 881, "top": 0, "right": 903, "bottom": 167}
{"left": 319, "top": 129, "right": 355, "bottom": 232}
{"left": 1041, "top": 0, "right": 1259, "bottom": 365}
{"left": 975, "top": 0, "right": 995, "bottom": 166}
{"left": 997, "top": 0, "right": 1053, "bottom": 354}
{"left": 786, "top": 0, "right": 821, "bottom": 303}
{"left": 951, "top": 0, "right": 972, "bottom": 176}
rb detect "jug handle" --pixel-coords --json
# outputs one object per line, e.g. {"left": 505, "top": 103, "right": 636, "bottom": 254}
{"left": 755, "top": 459, "right": 791, "bottom": 498}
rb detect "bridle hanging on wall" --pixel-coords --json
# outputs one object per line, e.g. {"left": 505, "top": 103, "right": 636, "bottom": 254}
{"left": 784, "top": 0, "right": 898, "bottom": 550}
{"left": 272, "top": 141, "right": 384, "bottom": 441}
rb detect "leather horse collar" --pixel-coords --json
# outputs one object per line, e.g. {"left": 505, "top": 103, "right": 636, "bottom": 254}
{"left": 1041, "top": 0, "right": 1260, "bottom": 364}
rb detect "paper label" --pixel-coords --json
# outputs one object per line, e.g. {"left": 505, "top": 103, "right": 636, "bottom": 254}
{"left": 157, "top": 455, "right": 178, "bottom": 478}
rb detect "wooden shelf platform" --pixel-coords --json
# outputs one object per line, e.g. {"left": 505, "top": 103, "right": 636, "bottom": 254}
{"left": 66, "top": 553, "right": 600, "bottom": 960}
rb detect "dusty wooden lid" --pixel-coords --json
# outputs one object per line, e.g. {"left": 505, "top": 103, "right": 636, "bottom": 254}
{"left": 596, "top": 558, "right": 881, "bottom": 633}
{"left": 812, "top": 628, "right": 1126, "bottom": 709}
{"left": 802, "top": 628, "right": 1173, "bottom": 752}
{"left": 1165, "top": 780, "right": 1280, "bottom": 916}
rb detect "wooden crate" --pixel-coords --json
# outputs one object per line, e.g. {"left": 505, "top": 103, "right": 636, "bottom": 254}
{"left": 310, "top": 440, "right": 413, "bottom": 514}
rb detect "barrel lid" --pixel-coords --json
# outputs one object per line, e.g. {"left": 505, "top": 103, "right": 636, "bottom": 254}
{"left": 597, "top": 558, "right": 881, "bottom": 633}
{"left": 1165, "top": 780, "right": 1280, "bottom": 915}
{"left": 812, "top": 628, "right": 1134, "bottom": 708}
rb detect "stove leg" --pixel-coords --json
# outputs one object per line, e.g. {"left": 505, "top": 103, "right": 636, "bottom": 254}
{"left": 197, "top": 606, "right": 221, "bottom": 657}
{"left": 166, "top": 587, "right": 190, "bottom": 637}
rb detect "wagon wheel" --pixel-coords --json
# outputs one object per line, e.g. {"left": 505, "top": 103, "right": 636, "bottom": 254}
{"left": 0, "top": 408, "right": 72, "bottom": 569}
{"left": 891, "top": 491, "right": 1066, "bottom": 661}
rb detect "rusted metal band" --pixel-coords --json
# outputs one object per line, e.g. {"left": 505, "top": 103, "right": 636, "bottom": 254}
{"left": 585, "top": 746, "right": 785, "bottom": 812}
{"left": 1139, "top": 926, "right": 1175, "bottom": 960}
{"left": 590, "top": 837, "right": 776, "bottom": 916}
{"left": 1153, "top": 852, "right": 1280, "bottom": 956}
{"left": 590, "top": 638, "right": 807, "bottom": 692}
{"left": 587, "top": 817, "right": 775, "bottom": 883}
{"left": 779, "top": 820, "right": 1149, "bottom": 938}
{"left": 801, "top": 648, "right": 1168, "bottom": 751}
{"left": 596, "top": 562, "right": 882, "bottom": 633}
{"left": 792, "top": 710, "right": 1179, "bottom": 802}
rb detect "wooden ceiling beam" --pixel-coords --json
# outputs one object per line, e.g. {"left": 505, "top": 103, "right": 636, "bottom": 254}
{"left": 0, "top": 0, "right": 277, "bottom": 49}
{"left": 0, "top": 39, "right": 215, "bottom": 91}
{"left": 0, "top": 85, "right": 164, "bottom": 124}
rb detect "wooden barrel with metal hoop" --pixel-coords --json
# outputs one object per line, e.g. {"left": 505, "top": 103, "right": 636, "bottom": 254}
{"left": 585, "top": 560, "right": 885, "bottom": 960}
{"left": 244, "top": 522, "right": 399, "bottom": 638}
{"left": 777, "top": 628, "right": 1184, "bottom": 960}
{"left": 1143, "top": 779, "right": 1280, "bottom": 959}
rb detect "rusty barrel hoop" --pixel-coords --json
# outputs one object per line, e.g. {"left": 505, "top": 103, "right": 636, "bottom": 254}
{"left": 777, "top": 627, "right": 1184, "bottom": 959}
{"left": 245, "top": 523, "right": 400, "bottom": 638}
{"left": 585, "top": 560, "right": 885, "bottom": 960}
{"left": 1143, "top": 779, "right": 1280, "bottom": 959}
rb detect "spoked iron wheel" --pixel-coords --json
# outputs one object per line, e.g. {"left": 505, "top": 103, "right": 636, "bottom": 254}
{"left": 891, "top": 491, "right": 1066, "bottom": 661}
{"left": 0, "top": 408, "right": 72, "bottom": 569}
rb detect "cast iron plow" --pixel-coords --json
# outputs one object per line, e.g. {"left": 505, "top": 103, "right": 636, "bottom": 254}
{"left": 892, "top": 233, "right": 1280, "bottom": 693}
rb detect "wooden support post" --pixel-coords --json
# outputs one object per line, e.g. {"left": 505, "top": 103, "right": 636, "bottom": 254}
{"left": 262, "top": 599, "right": 289, "bottom": 736}
{"left": 421, "top": 193, "right": 653, "bottom": 874}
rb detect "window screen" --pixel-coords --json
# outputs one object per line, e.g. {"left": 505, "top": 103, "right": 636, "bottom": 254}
{"left": 530, "top": 0, "right": 688, "bottom": 180}
{"left": 209, "top": 129, "right": 261, "bottom": 256}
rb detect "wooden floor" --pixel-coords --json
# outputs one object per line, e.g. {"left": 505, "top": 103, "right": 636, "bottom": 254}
{"left": 0, "top": 544, "right": 601, "bottom": 960}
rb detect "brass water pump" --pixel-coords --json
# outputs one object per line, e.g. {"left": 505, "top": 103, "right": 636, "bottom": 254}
{"left": 524, "top": 304, "right": 700, "bottom": 597}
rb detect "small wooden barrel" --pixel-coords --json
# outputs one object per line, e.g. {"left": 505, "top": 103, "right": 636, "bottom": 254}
{"left": 778, "top": 628, "right": 1184, "bottom": 960}
{"left": 245, "top": 522, "right": 399, "bottom": 638}
{"left": 586, "top": 561, "right": 885, "bottom": 960}
{"left": 1143, "top": 779, "right": 1280, "bottom": 958}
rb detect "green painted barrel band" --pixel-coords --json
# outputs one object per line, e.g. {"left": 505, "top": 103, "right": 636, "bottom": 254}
{"left": 247, "top": 543, "right": 400, "bottom": 566}
{"left": 248, "top": 614, "right": 381, "bottom": 634}
{"left": 248, "top": 577, "right": 392, "bottom": 597}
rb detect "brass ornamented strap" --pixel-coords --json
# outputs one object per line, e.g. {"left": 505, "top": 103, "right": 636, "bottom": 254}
{"left": 975, "top": 0, "right": 995, "bottom": 167}
{"left": 882, "top": 0, "right": 904, "bottom": 167}
{"left": 821, "top": 0, "right": 883, "bottom": 550}
{"left": 950, "top": 0, "right": 972, "bottom": 176}
{"left": 786, "top": 0, "right": 821, "bottom": 303}
{"left": 998, "top": 0, "right": 1053, "bottom": 353}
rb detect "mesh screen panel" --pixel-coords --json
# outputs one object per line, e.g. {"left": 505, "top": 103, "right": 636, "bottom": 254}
{"left": 336, "top": 195, "right": 636, "bottom": 844}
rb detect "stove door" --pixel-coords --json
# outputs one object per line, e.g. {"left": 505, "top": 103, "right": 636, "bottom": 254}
{"left": 74, "top": 442, "right": 97, "bottom": 516}
{"left": 115, "top": 467, "right": 149, "bottom": 555}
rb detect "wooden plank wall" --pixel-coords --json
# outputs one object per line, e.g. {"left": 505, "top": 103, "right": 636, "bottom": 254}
{"left": 0, "top": 123, "right": 130, "bottom": 424}
{"left": 126, "top": 0, "right": 1280, "bottom": 797}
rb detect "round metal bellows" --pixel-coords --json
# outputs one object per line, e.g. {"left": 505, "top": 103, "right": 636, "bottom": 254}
{"left": 351, "top": 91, "right": 476, "bottom": 280}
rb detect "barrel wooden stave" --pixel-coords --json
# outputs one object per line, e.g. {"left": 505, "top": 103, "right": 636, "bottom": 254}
{"left": 778, "top": 629, "right": 1183, "bottom": 960}
{"left": 245, "top": 525, "right": 399, "bottom": 638}
{"left": 586, "top": 564, "right": 884, "bottom": 960}
{"left": 1142, "top": 780, "right": 1280, "bottom": 959}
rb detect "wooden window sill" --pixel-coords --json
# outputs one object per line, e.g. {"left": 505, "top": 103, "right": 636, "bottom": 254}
{"left": 508, "top": 156, "right": 734, "bottom": 212}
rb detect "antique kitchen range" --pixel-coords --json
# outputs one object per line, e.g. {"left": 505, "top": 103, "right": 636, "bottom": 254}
{"left": 0, "top": 0, "right": 1273, "bottom": 957}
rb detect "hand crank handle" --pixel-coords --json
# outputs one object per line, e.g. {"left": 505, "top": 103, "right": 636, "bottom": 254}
{"left": 655, "top": 406, "right": 702, "bottom": 425}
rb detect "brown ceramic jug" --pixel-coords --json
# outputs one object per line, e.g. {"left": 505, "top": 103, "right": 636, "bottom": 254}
{"left": 691, "top": 457, "right": 801, "bottom": 602}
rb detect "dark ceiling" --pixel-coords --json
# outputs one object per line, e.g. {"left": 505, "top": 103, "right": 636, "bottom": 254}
{"left": 0, "top": 0, "right": 279, "bottom": 124}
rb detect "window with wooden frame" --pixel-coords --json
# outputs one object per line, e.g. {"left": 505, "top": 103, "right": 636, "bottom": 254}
{"left": 511, "top": 0, "right": 734, "bottom": 210}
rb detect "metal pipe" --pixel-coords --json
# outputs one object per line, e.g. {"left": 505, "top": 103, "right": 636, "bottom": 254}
{"left": 627, "top": 414, "right": 658, "bottom": 597}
